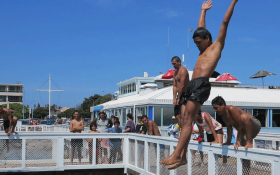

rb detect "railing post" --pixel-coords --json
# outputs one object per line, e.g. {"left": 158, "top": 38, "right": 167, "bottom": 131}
{"left": 156, "top": 143, "right": 160, "bottom": 175}
{"left": 21, "top": 138, "right": 26, "bottom": 169}
{"left": 188, "top": 147, "right": 192, "bottom": 175}
{"left": 144, "top": 140, "right": 148, "bottom": 173}
{"left": 208, "top": 149, "right": 215, "bottom": 175}
{"left": 169, "top": 145, "right": 175, "bottom": 175}
{"left": 123, "top": 135, "right": 129, "bottom": 174}
{"left": 57, "top": 137, "right": 64, "bottom": 169}
{"left": 237, "top": 156, "right": 243, "bottom": 175}
{"left": 135, "top": 139, "right": 138, "bottom": 167}
{"left": 92, "top": 136, "right": 96, "bottom": 166}
{"left": 272, "top": 160, "right": 280, "bottom": 175}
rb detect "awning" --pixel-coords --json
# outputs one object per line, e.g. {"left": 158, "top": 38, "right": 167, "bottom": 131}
{"left": 93, "top": 105, "right": 103, "bottom": 112}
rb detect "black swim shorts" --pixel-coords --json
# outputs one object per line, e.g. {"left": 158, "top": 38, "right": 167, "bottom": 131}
{"left": 184, "top": 77, "right": 211, "bottom": 105}
{"left": 71, "top": 139, "right": 83, "bottom": 147}
{"left": 4, "top": 120, "right": 10, "bottom": 130}
{"left": 174, "top": 92, "right": 188, "bottom": 116}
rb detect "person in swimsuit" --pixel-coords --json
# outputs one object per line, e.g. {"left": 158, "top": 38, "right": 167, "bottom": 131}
{"left": 194, "top": 109, "right": 223, "bottom": 144}
{"left": 70, "top": 110, "right": 84, "bottom": 165}
{"left": 0, "top": 106, "right": 18, "bottom": 153}
{"left": 142, "top": 115, "right": 161, "bottom": 136}
{"left": 86, "top": 122, "right": 100, "bottom": 164}
{"left": 212, "top": 96, "right": 261, "bottom": 150}
{"left": 160, "top": 0, "right": 240, "bottom": 169}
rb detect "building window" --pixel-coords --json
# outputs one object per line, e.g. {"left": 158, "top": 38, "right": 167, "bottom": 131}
{"left": 163, "top": 107, "right": 174, "bottom": 126}
{"left": 9, "top": 86, "right": 22, "bottom": 92}
{"left": 0, "top": 96, "right": 6, "bottom": 102}
{"left": 253, "top": 109, "right": 267, "bottom": 127}
{"left": 154, "top": 107, "right": 161, "bottom": 126}
{"left": 272, "top": 110, "right": 280, "bottom": 127}
{"left": 122, "top": 108, "right": 126, "bottom": 126}
{"left": 8, "top": 96, "right": 22, "bottom": 102}
{"left": 0, "top": 86, "right": 5, "bottom": 92}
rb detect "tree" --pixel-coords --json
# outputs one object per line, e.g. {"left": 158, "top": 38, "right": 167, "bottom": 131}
{"left": 33, "top": 107, "right": 48, "bottom": 119}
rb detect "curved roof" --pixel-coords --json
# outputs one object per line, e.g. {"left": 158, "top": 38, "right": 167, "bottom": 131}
{"left": 102, "top": 86, "right": 280, "bottom": 109}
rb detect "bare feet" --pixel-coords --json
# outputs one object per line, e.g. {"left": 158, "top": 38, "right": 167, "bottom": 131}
{"left": 105, "top": 160, "right": 109, "bottom": 164}
{"left": 168, "top": 160, "right": 187, "bottom": 170}
{"left": 244, "top": 143, "right": 253, "bottom": 149}
{"left": 234, "top": 143, "right": 241, "bottom": 150}
{"left": 11, "top": 131, "right": 18, "bottom": 134}
{"left": 159, "top": 154, "right": 181, "bottom": 165}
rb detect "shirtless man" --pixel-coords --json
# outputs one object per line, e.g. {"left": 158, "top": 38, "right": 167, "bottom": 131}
{"left": 160, "top": 0, "right": 239, "bottom": 169}
{"left": 70, "top": 110, "right": 84, "bottom": 165}
{"left": 0, "top": 106, "right": 18, "bottom": 136}
{"left": 142, "top": 115, "right": 161, "bottom": 136}
{"left": 212, "top": 96, "right": 261, "bottom": 150}
{"left": 0, "top": 106, "right": 18, "bottom": 153}
{"left": 172, "top": 56, "right": 189, "bottom": 123}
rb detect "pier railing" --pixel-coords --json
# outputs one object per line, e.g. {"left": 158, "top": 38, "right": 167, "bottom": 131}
{"left": 0, "top": 133, "right": 280, "bottom": 175}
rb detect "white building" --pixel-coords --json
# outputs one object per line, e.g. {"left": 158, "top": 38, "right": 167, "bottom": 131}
{"left": 91, "top": 71, "right": 280, "bottom": 129}
{"left": 0, "top": 83, "right": 23, "bottom": 105}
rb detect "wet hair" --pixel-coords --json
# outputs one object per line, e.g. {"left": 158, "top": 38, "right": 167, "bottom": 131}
{"left": 142, "top": 115, "right": 148, "bottom": 119}
{"left": 212, "top": 96, "right": 226, "bottom": 106}
{"left": 127, "top": 113, "right": 133, "bottom": 120}
{"left": 193, "top": 27, "right": 212, "bottom": 42}
{"left": 89, "top": 121, "right": 97, "bottom": 129}
{"left": 171, "top": 56, "right": 181, "bottom": 62}
{"left": 114, "top": 121, "right": 120, "bottom": 125}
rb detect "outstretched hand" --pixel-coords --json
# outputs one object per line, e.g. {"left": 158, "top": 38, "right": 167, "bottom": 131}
{"left": 202, "top": 0, "right": 213, "bottom": 10}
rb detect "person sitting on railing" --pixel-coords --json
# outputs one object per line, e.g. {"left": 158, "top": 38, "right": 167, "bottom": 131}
{"left": 142, "top": 115, "right": 161, "bottom": 136}
{"left": 167, "top": 116, "right": 180, "bottom": 138}
{"left": 212, "top": 96, "right": 261, "bottom": 150}
{"left": 135, "top": 114, "right": 147, "bottom": 134}
{"left": 69, "top": 110, "right": 84, "bottom": 165}
{"left": 86, "top": 121, "right": 100, "bottom": 164}
{"left": 194, "top": 109, "right": 224, "bottom": 145}
{"left": 0, "top": 106, "right": 18, "bottom": 153}
{"left": 108, "top": 121, "right": 122, "bottom": 164}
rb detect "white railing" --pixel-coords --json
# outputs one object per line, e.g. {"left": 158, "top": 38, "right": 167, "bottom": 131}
{"left": 14, "top": 125, "right": 70, "bottom": 132}
{"left": 0, "top": 133, "right": 280, "bottom": 174}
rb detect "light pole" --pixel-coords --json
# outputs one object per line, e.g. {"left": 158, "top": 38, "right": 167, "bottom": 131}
{"left": 187, "top": 28, "right": 195, "bottom": 69}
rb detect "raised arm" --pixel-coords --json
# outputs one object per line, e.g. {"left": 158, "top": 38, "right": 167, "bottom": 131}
{"left": 216, "top": 0, "right": 238, "bottom": 49}
{"left": 198, "top": 0, "right": 213, "bottom": 28}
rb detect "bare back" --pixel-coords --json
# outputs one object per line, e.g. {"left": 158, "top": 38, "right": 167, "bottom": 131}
{"left": 222, "top": 106, "right": 253, "bottom": 129}
{"left": 148, "top": 120, "right": 161, "bottom": 136}
{"left": 0, "top": 108, "right": 12, "bottom": 121}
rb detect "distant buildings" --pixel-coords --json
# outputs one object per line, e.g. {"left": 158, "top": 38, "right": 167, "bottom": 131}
{"left": 0, "top": 83, "right": 23, "bottom": 106}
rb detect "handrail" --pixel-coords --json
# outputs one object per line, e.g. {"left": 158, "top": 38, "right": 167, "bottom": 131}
{"left": 0, "top": 132, "right": 279, "bottom": 174}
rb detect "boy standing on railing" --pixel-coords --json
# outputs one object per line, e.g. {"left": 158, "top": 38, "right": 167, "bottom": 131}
{"left": 70, "top": 110, "right": 84, "bottom": 165}
{"left": 108, "top": 121, "right": 122, "bottom": 164}
{"left": 212, "top": 96, "right": 261, "bottom": 150}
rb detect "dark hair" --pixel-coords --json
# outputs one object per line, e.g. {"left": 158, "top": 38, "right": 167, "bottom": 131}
{"left": 72, "top": 110, "right": 80, "bottom": 118}
{"left": 89, "top": 121, "right": 97, "bottom": 129}
{"left": 171, "top": 56, "right": 181, "bottom": 62}
{"left": 114, "top": 121, "right": 120, "bottom": 125}
{"left": 111, "top": 115, "right": 116, "bottom": 118}
{"left": 193, "top": 27, "right": 212, "bottom": 42}
{"left": 198, "top": 109, "right": 202, "bottom": 115}
{"left": 212, "top": 96, "right": 226, "bottom": 106}
{"left": 142, "top": 115, "right": 148, "bottom": 119}
{"left": 127, "top": 113, "right": 133, "bottom": 120}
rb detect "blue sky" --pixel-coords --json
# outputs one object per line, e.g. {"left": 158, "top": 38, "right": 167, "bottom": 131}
{"left": 1, "top": 0, "right": 279, "bottom": 108}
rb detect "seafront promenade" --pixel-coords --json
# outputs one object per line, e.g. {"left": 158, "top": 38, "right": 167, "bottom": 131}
{"left": 0, "top": 130, "right": 279, "bottom": 175}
